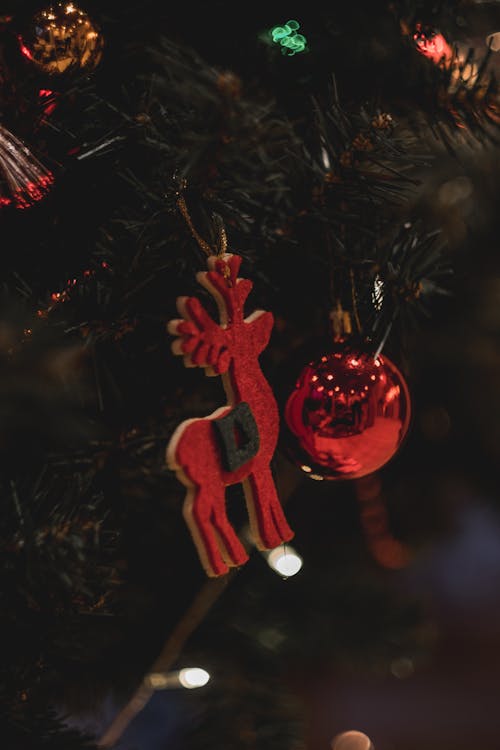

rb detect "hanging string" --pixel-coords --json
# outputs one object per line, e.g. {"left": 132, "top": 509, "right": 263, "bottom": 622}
{"left": 176, "top": 194, "right": 227, "bottom": 258}
{"left": 176, "top": 193, "right": 231, "bottom": 285}
{"left": 212, "top": 212, "right": 228, "bottom": 256}
{"left": 349, "top": 267, "right": 363, "bottom": 334}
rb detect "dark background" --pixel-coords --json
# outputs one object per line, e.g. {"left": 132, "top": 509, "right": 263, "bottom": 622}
{"left": 2, "top": 2, "right": 500, "bottom": 749}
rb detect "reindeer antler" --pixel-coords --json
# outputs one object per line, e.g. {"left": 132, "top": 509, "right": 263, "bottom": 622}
{"left": 168, "top": 253, "right": 256, "bottom": 374}
{"left": 168, "top": 292, "right": 231, "bottom": 375}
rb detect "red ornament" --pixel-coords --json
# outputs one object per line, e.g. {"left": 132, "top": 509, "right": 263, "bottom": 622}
{"left": 283, "top": 340, "right": 411, "bottom": 480}
{"left": 166, "top": 253, "right": 294, "bottom": 577}
{"left": 412, "top": 23, "right": 452, "bottom": 65}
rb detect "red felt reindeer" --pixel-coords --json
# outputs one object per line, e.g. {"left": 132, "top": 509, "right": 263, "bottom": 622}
{"left": 166, "top": 253, "right": 294, "bottom": 577}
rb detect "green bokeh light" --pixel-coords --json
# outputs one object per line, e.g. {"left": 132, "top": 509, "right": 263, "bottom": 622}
{"left": 270, "top": 19, "right": 307, "bottom": 56}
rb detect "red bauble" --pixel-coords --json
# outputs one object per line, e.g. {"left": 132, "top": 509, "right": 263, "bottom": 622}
{"left": 283, "top": 341, "right": 411, "bottom": 480}
{"left": 412, "top": 23, "right": 452, "bottom": 65}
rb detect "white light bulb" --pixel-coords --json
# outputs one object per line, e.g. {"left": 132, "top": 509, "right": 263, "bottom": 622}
{"left": 267, "top": 545, "right": 303, "bottom": 577}
{"left": 178, "top": 667, "right": 210, "bottom": 689}
{"left": 331, "top": 730, "right": 374, "bottom": 750}
{"left": 321, "top": 146, "right": 331, "bottom": 169}
{"left": 486, "top": 32, "right": 500, "bottom": 52}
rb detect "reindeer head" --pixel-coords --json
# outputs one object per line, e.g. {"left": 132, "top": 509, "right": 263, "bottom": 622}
{"left": 199, "top": 253, "right": 253, "bottom": 327}
{"left": 169, "top": 253, "right": 272, "bottom": 377}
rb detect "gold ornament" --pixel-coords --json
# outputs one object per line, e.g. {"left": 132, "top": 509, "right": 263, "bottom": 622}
{"left": 19, "top": 2, "right": 103, "bottom": 76}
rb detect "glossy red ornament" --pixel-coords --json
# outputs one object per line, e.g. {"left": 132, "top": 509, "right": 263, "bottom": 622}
{"left": 283, "top": 341, "right": 411, "bottom": 480}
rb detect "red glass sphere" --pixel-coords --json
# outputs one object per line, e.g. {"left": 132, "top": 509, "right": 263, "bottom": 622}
{"left": 283, "top": 342, "right": 411, "bottom": 480}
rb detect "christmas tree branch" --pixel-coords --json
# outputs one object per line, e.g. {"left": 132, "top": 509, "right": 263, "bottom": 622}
{"left": 98, "top": 453, "right": 301, "bottom": 747}
{"left": 97, "top": 574, "right": 231, "bottom": 747}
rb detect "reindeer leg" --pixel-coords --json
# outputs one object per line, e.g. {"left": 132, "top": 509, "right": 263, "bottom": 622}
{"left": 183, "top": 482, "right": 230, "bottom": 577}
{"left": 211, "top": 502, "right": 249, "bottom": 569}
{"left": 243, "top": 467, "right": 294, "bottom": 551}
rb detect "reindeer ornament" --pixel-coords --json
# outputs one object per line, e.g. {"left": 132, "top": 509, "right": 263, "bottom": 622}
{"left": 166, "top": 253, "right": 294, "bottom": 577}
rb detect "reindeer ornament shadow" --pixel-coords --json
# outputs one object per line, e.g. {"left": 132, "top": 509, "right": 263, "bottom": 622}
{"left": 166, "top": 253, "right": 294, "bottom": 577}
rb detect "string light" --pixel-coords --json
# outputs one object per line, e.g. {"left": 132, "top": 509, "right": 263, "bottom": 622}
{"left": 36, "top": 262, "right": 109, "bottom": 318}
{"left": 179, "top": 668, "right": 210, "bottom": 688}
{"left": 146, "top": 667, "right": 210, "bottom": 690}
{"left": 266, "top": 544, "right": 303, "bottom": 577}
{"left": 486, "top": 32, "right": 500, "bottom": 52}
{"left": 331, "top": 730, "right": 374, "bottom": 750}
